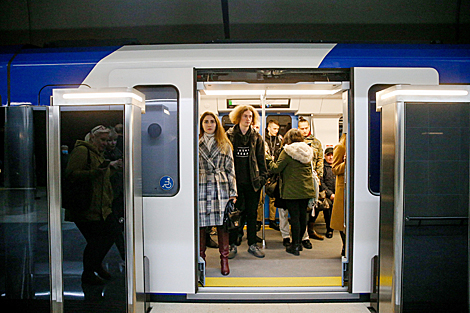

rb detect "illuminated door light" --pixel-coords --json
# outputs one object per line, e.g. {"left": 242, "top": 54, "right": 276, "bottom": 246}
{"left": 63, "top": 92, "right": 143, "bottom": 102}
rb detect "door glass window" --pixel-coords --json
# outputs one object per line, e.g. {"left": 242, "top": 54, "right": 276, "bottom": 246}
{"left": 135, "top": 86, "right": 179, "bottom": 197}
{"left": 60, "top": 106, "right": 126, "bottom": 312}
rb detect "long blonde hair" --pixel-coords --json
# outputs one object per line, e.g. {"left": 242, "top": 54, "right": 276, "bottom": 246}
{"left": 229, "top": 105, "right": 259, "bottom": 126}
{"left": 199, "top": 111, "right": 233, "bottom": 152}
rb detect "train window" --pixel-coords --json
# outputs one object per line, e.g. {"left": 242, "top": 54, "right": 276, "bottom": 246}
{"left": 135, "top": 85, "right": 179, "bottom": 197}
{"left": 266, "top": 115, "right": 292, "bottom": 137}
{"left": 368, "top": 84, "right": 393, "bottom": 195}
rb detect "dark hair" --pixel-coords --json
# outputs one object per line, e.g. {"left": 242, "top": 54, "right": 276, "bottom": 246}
{"left": 298, "top": 117, "right": 308, "bottom": 125}
{"left": 267, "top": 119, "right": 279, "bottom": 127}
{"left": 282, "top": 129, "right": 304, "bottom": 145}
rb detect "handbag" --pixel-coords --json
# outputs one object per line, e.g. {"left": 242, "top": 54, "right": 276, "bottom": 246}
{"left": 265, "top": 174, "right": 279, "bottom": 198}
{"left": 223, "top": 199, "right": 241, "bottom": 231}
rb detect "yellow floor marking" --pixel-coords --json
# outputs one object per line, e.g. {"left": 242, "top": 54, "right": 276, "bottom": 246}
{"left": 204, "top": 276, "right": 342, "bottom": 287}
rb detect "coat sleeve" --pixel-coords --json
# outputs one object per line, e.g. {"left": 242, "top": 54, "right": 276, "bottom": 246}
{"left": 268, "top": 150, "right": 290, "bottom": 174}
{"left": 65, "top": 146, "right": 99, "bottom": 182}
{"left": 314, "top": 144, "right": 324, "bottom": 177}
{"left": 225, "top": 148, "right": 238, "bottom": 197}
{"left": 332, "top": 143, "right": 345, "bottom": 176}
{"left": 256, "top": 135, "right": 269, "bottom": 185}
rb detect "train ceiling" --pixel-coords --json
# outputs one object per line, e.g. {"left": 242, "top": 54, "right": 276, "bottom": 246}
{"left": 2, "top": 0, "right": 470, "bottom": 47}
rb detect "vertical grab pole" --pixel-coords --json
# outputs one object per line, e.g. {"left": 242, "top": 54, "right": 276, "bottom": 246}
{"left": 47, "top": 105, "right": 64, "bottom": 313}
{"left": 260, "top": 92, "right": 266, "bottom": 248}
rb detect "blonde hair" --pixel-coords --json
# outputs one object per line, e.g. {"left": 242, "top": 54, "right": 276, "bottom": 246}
{"left": 85, "top": 125, "right": 110, "bottom": 142}
{"left": 199, "top": 111, "right": 233, "bottom": 152}
{"left": 229, "top": 105, "right": 259, "bottom": 126}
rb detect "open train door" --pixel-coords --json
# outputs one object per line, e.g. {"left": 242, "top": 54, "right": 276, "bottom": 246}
{"left": 348, "top": 68, "right": 439, "bottom": 298}
{"left": 47, "top": 88, "right": 147, "bottom": 312}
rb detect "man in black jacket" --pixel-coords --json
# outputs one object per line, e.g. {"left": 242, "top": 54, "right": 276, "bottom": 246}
{"left": 316, "top": 147, "right": 336, "bottom": 238}
{"left": 226, "top": 105, "right": 268, "bottom": 258}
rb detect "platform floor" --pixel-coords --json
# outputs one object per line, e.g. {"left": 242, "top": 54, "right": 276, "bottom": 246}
{"left": 149, "top": 302, "right": 373, "bottom": 312}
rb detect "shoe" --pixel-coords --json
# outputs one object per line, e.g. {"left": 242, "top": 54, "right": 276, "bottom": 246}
{"left": 220, "top": 258, "right": 230, "bottom": 276}
{"left": 310, "top": 230, "right": 325, "bottom": 241}
{"left": 96, "top": 267, "right": 112, "bottom": 280}
{"left": 81, "top": 271, "right": 105, "bottom": 285}
{"left": 282, "top": 238, "right": 290, "bottom": 247}
{"left": 256, "top": 235, "right": 263, "bottom": 243}
{"left": 269, "top": 220, "right": 280, "bottom": 231}
{"left": 206, "top": 236, "right": 219, "bottom": 249}
{"left": 248, "top": 244, "right": 265, "bottom": 258}
{"left": 286, "top": 243, "right": 300, "bottom": 256}
{"left": 228, "top": 244, "right": 237, "bottom": 259}
{"left": 325, "top": 231, "right": 333, "bottom": 239}
{"left": 302, "top": 239, "right": 312, "bottom": 249}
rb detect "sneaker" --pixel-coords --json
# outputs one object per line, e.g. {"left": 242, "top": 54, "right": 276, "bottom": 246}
{"left": 248, "top": 244, "right": 265, "bottom": 258}
{"left": 228, "top": 244, "right": 237, "bottom": 259}
{"left": 282, "top": 238, "right": 291, "bottom": 247}
{"left": 301, "top": 239, "right": 312, "bottom": 249}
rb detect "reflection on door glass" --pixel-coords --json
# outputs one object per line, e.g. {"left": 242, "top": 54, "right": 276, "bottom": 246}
{"left": 0, "top": 106, "right": 50, "bottom": 310}
{"left": 135, "top": 86, "right": 179, "bottom": 197}
{"left": 60, "top": 107, "right": 125, "bottom": 312}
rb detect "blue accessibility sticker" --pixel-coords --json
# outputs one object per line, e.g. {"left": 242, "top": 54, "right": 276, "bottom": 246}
{"left": 160, "top": 176, "right": 174, "bottom": 190}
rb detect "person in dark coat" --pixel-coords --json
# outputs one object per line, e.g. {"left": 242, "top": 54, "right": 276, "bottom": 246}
{"left": 199, "top": 111, "right": 237, "bottom": 275}
{"left": 226, "top": 105, "right": 268, "bottom": 259}
{"left": 268, "top": 129, "right": 316, "bottom": 256}
{"left": 312, "top": 147, "right": 336, "bottom": 238}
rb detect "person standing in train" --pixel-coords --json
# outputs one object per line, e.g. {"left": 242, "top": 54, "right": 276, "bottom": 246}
{"left": 267, "top": 129, "right": 316, "bottom": 256}
{"left": 226, "top": 105, "right": 268, "bottom": 258}
{"left": 317, "top": 147, "right": 335, "bottom": 238}
{"left": 264, "top": 119, "right": 283, "bottom": 231}
{"left": 298, "top": 117, "right": 324, "bottom": 244}
{"left": 330, "top": 134, "right": 347, "bottom": 256}
{"left": 199, "top": 111, "right": 237, "bottom": 275}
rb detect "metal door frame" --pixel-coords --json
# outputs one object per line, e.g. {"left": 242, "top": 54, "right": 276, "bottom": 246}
{"left": 47, "top": 88, "right": 145, "bottom": 312}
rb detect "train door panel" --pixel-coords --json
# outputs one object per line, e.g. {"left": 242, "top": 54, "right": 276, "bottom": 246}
{"left": 108, "top": 68, "right": 196, "bottom": 294}
{"left": 350, "top": 67, "right": 439, "bottom": 293}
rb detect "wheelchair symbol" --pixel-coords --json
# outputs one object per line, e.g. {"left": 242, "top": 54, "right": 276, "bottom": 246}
{"left": 160, "top": 176, "right": 174, "bottom": 190}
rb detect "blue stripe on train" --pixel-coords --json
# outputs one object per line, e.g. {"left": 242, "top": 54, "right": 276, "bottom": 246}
{"left": 9, "top": 46, "right": 120, "bottom": 106}
{"left": 320, "top": 44, "right": 470, "bottom": 84}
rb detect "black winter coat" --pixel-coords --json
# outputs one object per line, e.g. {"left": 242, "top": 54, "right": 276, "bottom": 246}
{"left": 321, "top": 161, "right": 336, "bottom": 199}
{"left": 226, "top": 125, "right": 268, "bottom": 192}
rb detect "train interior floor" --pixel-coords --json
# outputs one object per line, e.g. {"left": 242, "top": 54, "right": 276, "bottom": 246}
{"left": 203, "top": 214, "right": 344, "bottom": 287}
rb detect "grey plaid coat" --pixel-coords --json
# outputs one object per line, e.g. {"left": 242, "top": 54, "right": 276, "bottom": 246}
{"left": 199, "top": 138, "right": 237, "bottom": 227}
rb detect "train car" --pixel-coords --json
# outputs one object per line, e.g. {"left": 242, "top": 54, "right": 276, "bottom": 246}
{"left": 0, "top": 43, "right": 469, "bottom": 310}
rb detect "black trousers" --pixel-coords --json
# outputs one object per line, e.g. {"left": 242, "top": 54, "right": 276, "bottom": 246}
{"left": 75, "top": 218, "right": 119, "bottom": 273}
{"left": 229, "top": 183, "right": 261, "bottom": 246}
{"left": 285, "top": 199, "right": 309, "bottom": 245}
{"left": 310, "top": 203, "right": 333, "bottom": 232}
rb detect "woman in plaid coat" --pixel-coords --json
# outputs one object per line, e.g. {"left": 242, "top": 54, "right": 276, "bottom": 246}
{"left": 199, "top": 111, "right": 237, "bottom": 276}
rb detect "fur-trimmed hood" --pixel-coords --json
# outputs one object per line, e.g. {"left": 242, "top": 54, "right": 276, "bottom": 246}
{"left": 283, "top": 142, "right": 313, "bottom": 164}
